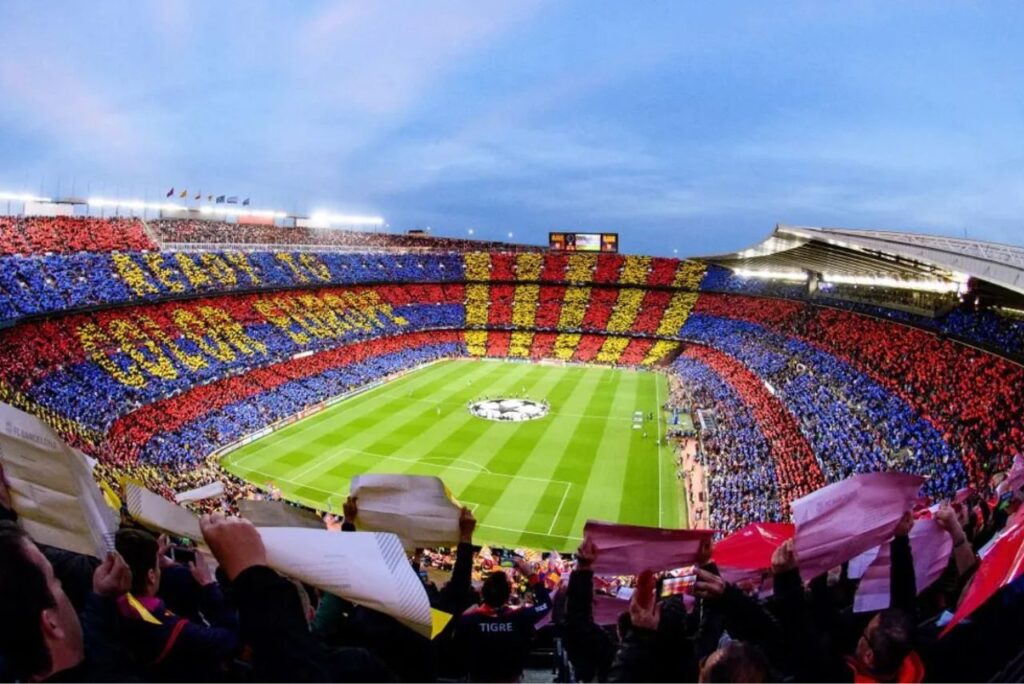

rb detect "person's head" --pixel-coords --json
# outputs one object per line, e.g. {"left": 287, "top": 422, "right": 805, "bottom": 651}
{"left": 856, "top": 609, "right": 915, "bottom": 676}
{"left": 116, "top": 528, "right": 161, "bottom": 597}
{"left": 0, "top": 522, "right": 83, "bottom": 681}
{"left": 481, "top": 570, "right": 512, "bottom": 608}
{"left": 699, "top": 641, "right": 769, "bottom": 683}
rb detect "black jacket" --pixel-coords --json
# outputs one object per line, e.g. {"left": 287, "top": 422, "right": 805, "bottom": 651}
{"left": 454, "top": 577, "right": 552, "bottom": 682}
{"left": 231, "top": 564, "right": 394, "bottom": 682}
{"left": 563, "top": 569, "right": 616, "bottom": 682}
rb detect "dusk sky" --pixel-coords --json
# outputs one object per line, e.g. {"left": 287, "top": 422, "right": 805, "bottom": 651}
{"left": 1, "top": 1, "right": 1022, "bottom": 255}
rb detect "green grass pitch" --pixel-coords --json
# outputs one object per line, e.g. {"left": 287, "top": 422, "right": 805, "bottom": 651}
{"left": 221, "top": 359, "right": 684, "bottom": 551}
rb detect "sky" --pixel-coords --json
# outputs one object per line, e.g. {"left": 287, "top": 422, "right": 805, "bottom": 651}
{"left": 0, "top": 1, "right": 1022, "bottom": 256}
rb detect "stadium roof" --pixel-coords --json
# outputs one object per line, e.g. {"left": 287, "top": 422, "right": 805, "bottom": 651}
{"left": 704, "top": 224, "right": 1024, "bottom": 297}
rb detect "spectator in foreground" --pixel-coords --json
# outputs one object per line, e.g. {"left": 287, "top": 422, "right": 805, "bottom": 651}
{"left": 454, "top": 553, "right": 552, "bottom": 681}
{"left": 0, "top": 522, "right": 133, "bottom": 682}
{"left": 114, "top": 528, "right": 241, "bottom": 681}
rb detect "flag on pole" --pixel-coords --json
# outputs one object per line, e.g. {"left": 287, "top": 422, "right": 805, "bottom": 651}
{"left": 243, "top": 198, "right": 250, "bottom": 206}
{"left": 194, "top": 190, "right": 201, "bottom": 200}
{"left": 179, "top": 189, "right": 188, "bottom": 198}
{"left": 226, "top": 196, "right": 238, "bottom": 204}
{"left": 207, "top": 195, "right": 213, "bottom": 202}
{"left": 216, "top": 195, "right": 225, "bottom": 204}
{"left": 166, "top": 187, "right": 174, "bottom": 197}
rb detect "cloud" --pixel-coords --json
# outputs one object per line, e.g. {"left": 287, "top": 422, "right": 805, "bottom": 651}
{"left": 292, "top": 0, "right": 547, "bottom": 116}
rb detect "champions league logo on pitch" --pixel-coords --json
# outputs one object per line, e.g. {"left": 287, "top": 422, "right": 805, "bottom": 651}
{"left": 469, "top": 398, "right": 550, "bottom": 423}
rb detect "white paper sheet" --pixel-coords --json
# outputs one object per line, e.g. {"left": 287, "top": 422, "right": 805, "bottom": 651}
{"left": 0, "top": 401, "right": 118, "bottom": 557}
{"left": 174, "top": 481, "right": 225, "bottom": 504}
{"left": 259, "top": 527, "right": 433, "bottom": 637}
{"left": 124, "top": 483, "right": 432, "bottom": 636}
{"left": 350, "top": 474, "right": 461, "bottom": 548}
{"left": 125, "top": 482, "right": 204, "bottom": 541}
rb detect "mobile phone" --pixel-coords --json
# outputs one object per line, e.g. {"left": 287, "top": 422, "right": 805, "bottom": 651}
{"left": 172, "top": 546, "right": 196, "bottom": 565}
{"left": 659, "top": 574, "right": 696, "bottom": 598}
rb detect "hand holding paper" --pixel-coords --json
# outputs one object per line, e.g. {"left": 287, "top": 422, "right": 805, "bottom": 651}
{"left": 200, "top": 513, "right": 267, "bottom": 580}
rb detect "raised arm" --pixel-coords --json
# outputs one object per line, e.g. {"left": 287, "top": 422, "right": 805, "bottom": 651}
{"left": 201, "top": 513, "right": 337, "bottom": 681}
{"left": 436, "top": 507, "right": 477, "bottom": 615}
{"left": 935, "top": 503, "right": 977, "bottom": 578}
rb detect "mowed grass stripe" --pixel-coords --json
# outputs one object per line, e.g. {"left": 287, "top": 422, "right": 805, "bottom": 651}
{"left": 461, "top": 367, "right": 602, "bottom": 538}
{"left": 563, "top": 370, "right": 648, "bottom": 537}
{"left": 614, "top": 372, "right": 665, "bottom": 526}
{"left": 516, "top": 368, "right": 623, "bottom": 549}
{"left": 656, "top": 375, "right": 682, "bottom": 529}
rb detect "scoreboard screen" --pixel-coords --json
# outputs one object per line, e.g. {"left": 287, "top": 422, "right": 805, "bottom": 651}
{"left": 549, "top": 232, "right": 619, "bottom": 253}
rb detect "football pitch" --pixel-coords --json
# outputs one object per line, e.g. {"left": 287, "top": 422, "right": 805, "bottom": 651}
{"left": 221, "top": 358, "right": 683, "bottom": 551}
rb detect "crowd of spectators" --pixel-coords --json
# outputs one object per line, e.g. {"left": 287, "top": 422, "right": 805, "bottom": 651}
{"left": 0, "top": 216, "right": 155, "bottom": 254}
{"left": 667, "top": 352, "right": 786, "bottom": 530}
{"left": 5, "top": 454, "right": 1024, "bottom": 682}
{"left": 463, "top": 251, "right": 703, "bottom": 291}
{"left": 700, "top": 264, "right": 1024, "bottom": 360}
{"left": 694, "top": 293, "right": 1024, "bottom": 493}
{"left": 150, "top": 218, "right": 539, "bottom": 253}
{"left": 0, "top": 231, "right": 709, "bottom": 337}
{"left": 680, "top": 314, "right": 967, "bottom": 501}
{"left": 0, "top": 250, "right": 467, "bottom": 327}
{"left": 616, "top": 337, "right": 655, "bottom": 365}
{"left": 676, "top": 345, "right": 825, "bottom": 521}
{"left": 0, "top": 477, "right": 564, "bottom": 682}
{"left": 468, "top": 330, "right": 673, "bottom": 367}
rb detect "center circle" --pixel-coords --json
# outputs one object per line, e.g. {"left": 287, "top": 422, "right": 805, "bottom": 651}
{"left": 469, "top": 397, "right": 550, "bottom": 423}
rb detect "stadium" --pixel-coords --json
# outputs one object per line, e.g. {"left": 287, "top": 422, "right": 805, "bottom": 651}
{"left": 3, "top": 4, "right": 1024, "bottom": 683}
{"left": 2, "top": 207, "right": 1024, "bottom": 681}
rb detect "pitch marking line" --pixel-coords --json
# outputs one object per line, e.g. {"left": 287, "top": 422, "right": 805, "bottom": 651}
{"left": 546, "top": 483, "right": 572, "bottom": 535}
{"left": 477, "top": 521, "right": 583, "bottom": 543}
